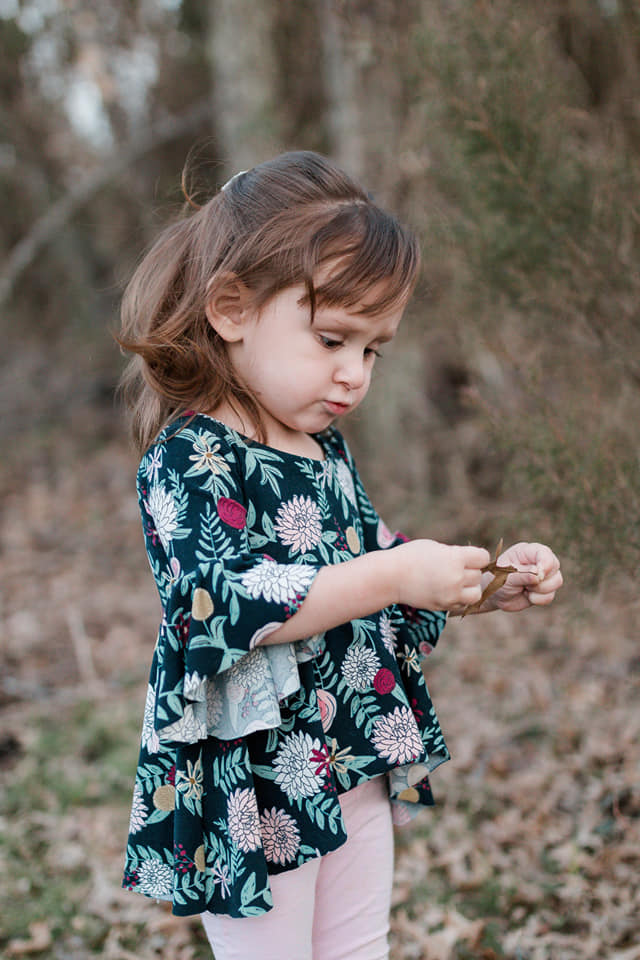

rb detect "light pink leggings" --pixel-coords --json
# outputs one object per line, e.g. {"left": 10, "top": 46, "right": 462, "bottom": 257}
{"left": 201, "top": 776, "right": 394, "bottom": 960}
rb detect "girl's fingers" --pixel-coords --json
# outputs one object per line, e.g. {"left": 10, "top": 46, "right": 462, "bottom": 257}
{"left": 525, "top": 570, "right": 563, "bottom": 605}
{"left": 459, "top": 546, "right": 491, "bottom": 569}
{"left": 500, "top": 543, "right": 560, "bottom": 579}
{"left": 533, "top": 570, "right": 564, "bottom": 593}
{"left": 461, "top": 584, "right": 483, "bottom": 605}
{"left": 526, "top": 588, "right": 558, "bottom": 606}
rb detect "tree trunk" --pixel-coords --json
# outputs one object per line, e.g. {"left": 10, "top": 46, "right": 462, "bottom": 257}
{"left": 207, "top": 0, "right": 282, "bottom": 173}
{"left": 320, "top": 0, "right": 434, "bottom": 527}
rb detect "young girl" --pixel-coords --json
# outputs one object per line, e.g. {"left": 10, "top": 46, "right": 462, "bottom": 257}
{"left": 119, "top": 151, "right": 562, "bottom": 960}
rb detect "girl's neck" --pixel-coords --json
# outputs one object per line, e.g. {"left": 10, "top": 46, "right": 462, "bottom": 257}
{"left": 204, "top": 402, "right": 326, "bottom": 461}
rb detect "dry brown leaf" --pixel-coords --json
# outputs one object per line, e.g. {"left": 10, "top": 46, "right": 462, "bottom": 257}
{"left": 460, "top": 538, "right": 518, "bottom": 617}
{"left": 6, "top": 922, "right": 52, "bottom": 957}
{"left": 422, "top": 911, "right": 485, "bottom": 960}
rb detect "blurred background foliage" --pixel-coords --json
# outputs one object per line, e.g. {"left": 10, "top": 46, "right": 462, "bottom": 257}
{"left": 1, "top": 0, "right": 638, "bottom": 585}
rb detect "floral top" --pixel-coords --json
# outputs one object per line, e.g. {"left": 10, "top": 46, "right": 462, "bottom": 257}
{"left": 122, "top": 413, "right": 449, "bottom": 918}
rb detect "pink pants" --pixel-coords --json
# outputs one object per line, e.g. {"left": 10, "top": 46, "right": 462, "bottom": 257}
{"left": 201, "top": 776, "right": 394, "bottom": 960}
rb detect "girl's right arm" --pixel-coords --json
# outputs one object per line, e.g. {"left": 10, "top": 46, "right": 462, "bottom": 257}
{"left": 258, "top": 540, "right": 490, "bottom": 646}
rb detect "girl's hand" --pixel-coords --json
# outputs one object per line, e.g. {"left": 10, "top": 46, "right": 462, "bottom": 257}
{"left": 392, "top": 540, "right": 491, "bottom": 611}
{"left": 481, "top": 541, "right": 563, "bottom": 613}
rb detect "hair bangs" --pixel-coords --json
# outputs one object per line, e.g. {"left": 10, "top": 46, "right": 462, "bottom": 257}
{"left": 308, "top": 204, "right": 419, "bottom": 315}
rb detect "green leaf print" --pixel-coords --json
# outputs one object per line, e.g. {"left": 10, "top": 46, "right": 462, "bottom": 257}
{"left": 146, "top": 807, "right": 172, "bottom": 826}
{"left": 242, "top": 905, "right": 270, "bottom": 918}
{"left": 187, "top": 614, "right": 227, "bottom": 647}
{"left": 247, "top": 531, "right": 270, "bottom": 550}
{"left": 212, "top": 746, "right": 250, "bottom": 794}
{"left": 304, "top": 796, "right": 342, "bottom": 833}
{"left": 165, "top": 470, "right": 193, "bottom": 540}
{"left": 180, "top": 874, "right": 203, "bottom": 900}
{"left": 242, "top": 446, "right": 284, "bottom": 495}
{"left": 261, "top": 510, "right": 276, "bottom": 540}
{"left": 240, "top": 873, "right": 256, "bottom": 906}
{"left": 196, "top": 502, "right": 237, "bottom": 563}
{"left": 351, "top": 618, "right": 379, "bottom": 646}
{"left": 250, "top": 764, "right": 278, "bottom": 782}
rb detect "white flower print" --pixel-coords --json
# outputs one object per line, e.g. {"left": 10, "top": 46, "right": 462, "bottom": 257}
{"left": 371, "top": 707, "right": 424, "bottom": 765}
{"left": 227, "top": 788, "right": 262, "bottom": 853}
{"left": 242, "top": 560, "right": 316, "bottom": 604}
{"left": 146, "top": 447, "right": 163, "bottom": 483}
{"left": 341, "top": 644, "right": 381, "bottom": 692}
{"left": 175, "top": 756, "right": 204, "bottom": 801}
{"left": 147, "top": 483, "right": 178, "bottom": 551}
{"left": 183, "top": 671, "right": 206, "bottom": 701}
{"left": 212, "top": 861, "right": 231, "bottom": 897}
{"left": 274, "top": 496, "right": 322, "bottom": 554}
{"left": 334, "top": 458, "right": 357, "bottom": 505}
{"left": 379, "top": 611, "right": 398, "bottom": 655}
{"left": 400, "top": 643, "right": 422, "bottom": 674}
{"left": 138, "top": 858, "right": 174, "bottom": 897}
{"left": 260, "top": 807, "right": 301, "bottom": 865}
{"left": 273, "top": 730, "right": 325, "bottom": 800}
{"left": 141, "top": 684, "right": 160, "bottom": 755}
{"left": 128, "top": 784, "right": 148, "bottom": 834}
{"left": 189, "top": 437, "right": 231, "bottom": 474}
{"left": 160, "top": 705, "right": 207, "bottom": 744}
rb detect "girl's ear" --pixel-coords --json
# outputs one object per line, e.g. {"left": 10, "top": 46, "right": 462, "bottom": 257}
{"left": 205, "top": 274, "right": 252, "bottom": 343}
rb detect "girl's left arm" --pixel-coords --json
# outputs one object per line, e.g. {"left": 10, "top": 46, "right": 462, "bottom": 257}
{"left": 340, "top": 437, "right": 563, "bottom": 618}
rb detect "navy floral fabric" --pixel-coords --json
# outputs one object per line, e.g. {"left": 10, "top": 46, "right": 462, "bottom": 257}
{"left": 122, "top": 413, "right": 449, "bottom": 917}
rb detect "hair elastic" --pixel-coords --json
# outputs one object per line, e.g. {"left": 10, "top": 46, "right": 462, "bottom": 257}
{"left": 220, "top": 169, "right": 248, "bottom": 192}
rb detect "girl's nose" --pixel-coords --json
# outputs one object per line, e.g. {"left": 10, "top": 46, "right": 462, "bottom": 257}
{"left": 334, "top": 351, "right": 367, "bottom": 390}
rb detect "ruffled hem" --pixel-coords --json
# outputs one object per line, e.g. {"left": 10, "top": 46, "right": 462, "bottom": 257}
{"left": 157, "top": 634, "right": 327, "bottom": 743}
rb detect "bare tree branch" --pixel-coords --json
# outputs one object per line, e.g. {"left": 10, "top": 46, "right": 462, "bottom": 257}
{"left": 0, "top": 99, "right": 212, "bottom": 310}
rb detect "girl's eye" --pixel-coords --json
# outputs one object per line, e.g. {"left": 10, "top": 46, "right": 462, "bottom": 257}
{"left": 365, "top": 347, "right": 382, "bottom": 359}
{"left": 319, "top": 335, "right": 343, "bottom": 349}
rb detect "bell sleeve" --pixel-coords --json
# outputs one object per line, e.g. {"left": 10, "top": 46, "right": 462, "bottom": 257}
{"left": 137, "top": 424, "right": 322, "bottom": 747}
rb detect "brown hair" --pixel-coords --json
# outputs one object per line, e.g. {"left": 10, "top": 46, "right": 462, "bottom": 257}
{"left": 117, "top": 151, "right": 420, "bottom": 452}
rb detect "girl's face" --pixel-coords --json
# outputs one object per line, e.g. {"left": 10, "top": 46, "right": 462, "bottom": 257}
{"left": 226, "top": 281, "right": 405, "bottom": 448}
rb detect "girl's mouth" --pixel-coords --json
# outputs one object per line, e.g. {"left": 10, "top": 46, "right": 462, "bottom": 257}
{"left": 325, "top": 401, "right": 350, "bottom": 416}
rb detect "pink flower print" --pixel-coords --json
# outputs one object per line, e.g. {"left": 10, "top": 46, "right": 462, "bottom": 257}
{"left": 316, "top": 689, "right": 337, "bottom": 732}
{"left": 376, "top": 520, "right": 396, "bottom": 549}
{"left": 260, "top": 807, "right": 301, "bottom": 865}
{"left": 274, "top": 496, "right": 322, "bottom": 554}
{"left": 227, "top": 788, "right": 261, "bottom": 853}
{"left": 373, "top": 667, "right": 396, "bottom": 695}
{"left": 217, "top": 497, "right": 247, "bottom": 529}
{"left": 371, "top": 706, "right": 424, "bottom": 765}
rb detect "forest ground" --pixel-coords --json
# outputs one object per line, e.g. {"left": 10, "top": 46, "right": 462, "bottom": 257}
{"left": 1, "top": 422, "right": 638, "bottom": 960}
